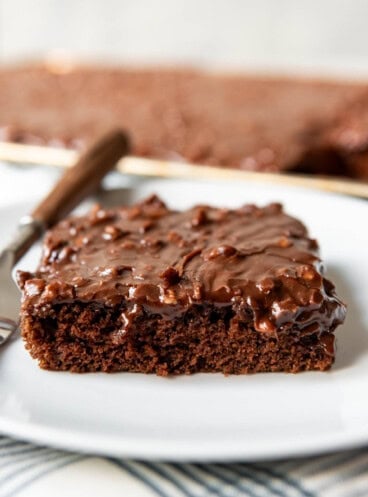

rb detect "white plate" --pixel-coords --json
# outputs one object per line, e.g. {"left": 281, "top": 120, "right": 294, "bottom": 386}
{"left": 0, "top": 177, "right": 367, "bottom": 461}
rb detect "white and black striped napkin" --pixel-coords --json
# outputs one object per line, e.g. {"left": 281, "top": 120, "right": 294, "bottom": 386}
{"left": 1, "top": 435, "right": 368, "bottom": 497}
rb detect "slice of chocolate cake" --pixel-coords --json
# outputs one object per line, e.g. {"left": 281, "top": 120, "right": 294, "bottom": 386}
{"left": 18, "top": 195, "right": 346, "bottom": 375}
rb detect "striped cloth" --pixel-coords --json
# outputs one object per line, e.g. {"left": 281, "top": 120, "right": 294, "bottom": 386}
{"left": 0, "top": 436, "right": 367, "bottom": 497}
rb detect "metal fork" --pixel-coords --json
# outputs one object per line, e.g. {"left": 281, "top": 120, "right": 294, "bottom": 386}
{"left": 0, "top": 129, "right": 130, "bottom": 346}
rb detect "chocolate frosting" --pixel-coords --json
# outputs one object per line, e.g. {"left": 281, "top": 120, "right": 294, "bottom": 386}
{"left": 18, "top": 195, "right": 346, "bottom": 338}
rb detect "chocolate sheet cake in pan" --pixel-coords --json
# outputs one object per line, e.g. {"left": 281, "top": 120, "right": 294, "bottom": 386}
{"left": 0, "top": 64, "right": 368, "bottom": 179}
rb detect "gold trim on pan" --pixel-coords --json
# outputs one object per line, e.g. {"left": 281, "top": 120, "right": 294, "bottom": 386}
{"left": 0, "top": 141, "right": 367, "bottom": 199}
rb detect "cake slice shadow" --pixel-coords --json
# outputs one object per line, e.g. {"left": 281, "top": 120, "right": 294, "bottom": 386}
{"left": 326, "top": 265, "right": 367, "bottom": 370}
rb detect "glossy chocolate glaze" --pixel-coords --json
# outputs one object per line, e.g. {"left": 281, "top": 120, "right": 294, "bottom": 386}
{"left": 18, "top": 195, "right": 346, "bottom": 342}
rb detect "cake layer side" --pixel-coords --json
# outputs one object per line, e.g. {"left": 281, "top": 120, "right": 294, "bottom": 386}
{"left": 20, "top": 301, "right": 336, "bottom": 374}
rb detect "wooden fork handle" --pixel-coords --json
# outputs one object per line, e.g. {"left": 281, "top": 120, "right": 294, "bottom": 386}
{"left": 31, "top": 128, "right": 130, "bottom": 228}
{"left": 9, "top": 128, "right": 130, "bottom": 263}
